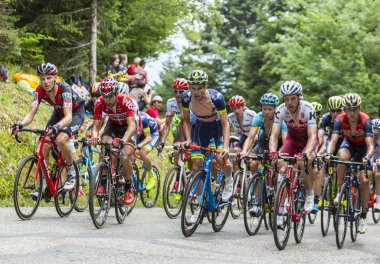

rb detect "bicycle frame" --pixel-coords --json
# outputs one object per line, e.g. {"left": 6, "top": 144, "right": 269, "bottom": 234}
{"left": 34, "top": 135, "right": 64, "bottom": 197}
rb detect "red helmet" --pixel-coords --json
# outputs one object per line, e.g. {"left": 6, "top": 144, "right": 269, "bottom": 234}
{"left": 99, "top": 77, "right": 118, "bottom": 97}
{"left": 229, "top": 95, "right": 245, "bottom": 108}
{"left": 172, "top": 78, "right": 189, "bottom": 90}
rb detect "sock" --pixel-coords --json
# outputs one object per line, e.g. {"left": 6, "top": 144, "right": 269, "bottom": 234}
{"left": 306, "top": 189, "right": 314, "bottom": 196}
{"left": 376, "top": 196, "right": 380, "bottom": 203}
{"left": 278, "top": 173, "right": 285, "bottom": 182}
{"left": 314, "top": 196, "right": 320, "bottom": 205}
{"left": 126, "top": 179, "right": 132, "bottom": 189}
{"left": 361, "top": 208, "right": 368, "bottom": 219}
{"left": 225, "top": 174, "right": 233, "bottom": 182}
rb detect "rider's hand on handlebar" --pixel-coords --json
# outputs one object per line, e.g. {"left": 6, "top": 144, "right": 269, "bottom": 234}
{"left": 157, "top": 142, "right": 165, "bottom": 151}
{"left": 46, "top": 124, "right": 61, "bottom": 136}
{"left": 269, "top": 151, "right": 279, "bottom": 159}
{"left": 362, "top": 157, "right": 370, "bottom": 166}
{"left": 10, "top": 123, "right": 23, "bottom": 135}
{"left": 322, "top": 153, "right": 331, "bottom": 163}
{"left": 90, "top": 136, "right": 98, "bottom": 145}
{"left": 181, "top": 140, "right": 191, "bottom": 149}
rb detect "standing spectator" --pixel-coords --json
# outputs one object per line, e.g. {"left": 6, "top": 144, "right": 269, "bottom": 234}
{"left": 105, "top": 54, "right": 123, "bottom": 78}
{"left": 146, "top": 95, "right": 166, "bottom": 136}
{"left": 129, "top": 59, "right": 150, "bottom": 110}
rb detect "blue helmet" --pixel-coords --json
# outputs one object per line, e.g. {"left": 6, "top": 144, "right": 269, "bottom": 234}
{"left": 260, "top": 93, "right": 279, "bottom": 106}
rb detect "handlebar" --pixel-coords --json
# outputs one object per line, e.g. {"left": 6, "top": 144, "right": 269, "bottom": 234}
{"left": 14, "top": 128, "right": 48, "bottom": 143}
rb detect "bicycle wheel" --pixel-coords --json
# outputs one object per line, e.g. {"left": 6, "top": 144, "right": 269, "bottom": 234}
{"left": 13, "top": 155, "right": 43, "bottom": 220}
{"left": 89, "top": 162, "right": 111, "bottom": 229}
{"left": 163, "top": 166, "right": 184, "bottom": 219}
{"left": 140, "top": 165, "right": 160, "bottom": 208}
{"left": 115, "top": 175, "right": 127, "bottom": 224}
{"left": 335, "top": 183, "right": 348, "bottom": 249}
{"left": 320, "top": 177, "right": 333, "bottom": 236}
{"left": 371, "top": 185, "right": 380, "bottom": 223}
{"left": 230, "top": 171, "right": 243, "bottom": 219}
{"left": 54, "top": 163, "right": 79, "bottom": 217}
{"left": 212, "top": 177, "right": 230, "bottom": 232}
{"left": 294, "top": 183, "right": 306, "bottom": 243}
{"left": 74, "top": 158, "right": 91, "bottom": 212}
{"left": 350, "top": 184, "right": 361, "bottom": 242}
{"left": 273, "top": 179, "right": 291, "bottom": 250}
{"left": 125, "top": 163, "right": 139, "bottom": 216}
{"left": 243, "top": 174, "right": 264, "bottom": 236}
{"left": 181, "top": 170, "right": 206, "bottom": 237}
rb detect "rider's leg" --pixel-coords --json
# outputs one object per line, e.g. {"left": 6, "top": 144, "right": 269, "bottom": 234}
{"left": 359, "top": 170, "right": 370, "bottom": 233}
{"left": 120, "top": 144, "right": 134, "bottom": 182}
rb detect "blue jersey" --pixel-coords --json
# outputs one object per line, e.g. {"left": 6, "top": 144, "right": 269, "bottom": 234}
{"left": 140, "top": 112, "right": 158, "bottom": 134}
{"left": 181, "top": 89, "right": 227, "bottom": 120}
{"left": 251, "top": 112, "right": 287, "bottom": 140}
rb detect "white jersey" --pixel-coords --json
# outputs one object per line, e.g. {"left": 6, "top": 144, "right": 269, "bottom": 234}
{"left": 274, "top": 100, "right": 316, "bottom": 140}
{"left": 166, "top": 98, "right": 181, "bottom": 118}
{"left": 228, "top": 109, "right": 256, "bottom": 137}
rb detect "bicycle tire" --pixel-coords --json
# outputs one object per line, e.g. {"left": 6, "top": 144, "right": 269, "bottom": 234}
{"left": 212, "top": 178, "right": 230, "bottom": 232}
{"left": 371, "top": 184, "right": 380, "bottom": 223}
{"left": 115, "top": 174, "right": 127, "bottom": 224}
{"left": 294, "top": 181, "right": 306, "bottom": 244}
{"left": 89, "top": 162, "right": 111, "bottom": 229}
{"left": 13, "top": 155, "right": 43, "bottom": 220}
{"left": 273, "top": 179, "right": 291, "bottom": 250}
{"left": 350, "top": 183, "right": 361, "bottom": 242}
{"left": 163, "top": 166, "right": 183, "bottom": 219}
{"left": 140, "top": 165, "right": 160, "bottom": 208}
{"left": 74, "top": 157, "right": 91, "bottom": 212}
{"left": 335, "top": 183, "right": 348, "bottom": 249}
{"left": 320, "top": 176, "right": 333, "bottom": 236}
{"left": 243, "top": 174, "right": 264, "bottom": 236}
{"left": 181, "top": 170, "right": 206, "bottom": 237}
{"left": 54, "top": 162, "right": 79, "bottom": 217}
{"left": 230, "top": 171, "right": 243, "bottom": 219}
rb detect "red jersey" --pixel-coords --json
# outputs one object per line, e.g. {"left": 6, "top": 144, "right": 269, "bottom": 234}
{"left": 32, "top": 82, "right": 84, "bottom": 114}
{"left": 94, "top": 94, "right": 136, "bottom": 126}
{"left": 332, "top": 112, "right": 373, "bottom": 145}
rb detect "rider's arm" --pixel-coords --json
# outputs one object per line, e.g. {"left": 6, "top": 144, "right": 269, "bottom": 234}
{"left": 269, "top": 123, "right": 281, "bottom": 152}
{"left": 56, "top": 106, "right": 73, "bottom": 129}
{"left": 326, "top": 119, "right": 342, "bottom": 155}
{"left": 138, "top": 129, "right": 151, "bottom": 148}
{"left": 304, "top": 125, "right": 318, "bottom": 157}
{"left": 160, "top": 115, "right": 173, "bottom": 144}
{"left": 182, "top": 109, "right": 191, "bottom": 142}
{"left": 318, "top": 135, "right": 327, "bottom": 154}
{"left": 99, "top": 116, "right": 108, "bottom": 136}
{"left": 317, "top": 129, "right": 325, "bottom": 150}
{"left": 364, "top": 118, "right": 374, "bottom": 159}
{"left": 121, "top": 116, "right": 136, "bottom": 143}
{"left": 242, "top": 127, "right": 258, "bottom": 154}
{"left": 92, "top": 98, "right": 104, "bottom": 139}
{"left": 20, "top": 105, "right": 39, "bottom": 127}
{"left": 220, "top": 112, "right": 230, "bottom": 150}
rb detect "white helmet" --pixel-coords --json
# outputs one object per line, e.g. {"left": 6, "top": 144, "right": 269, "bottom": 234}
{"left": 280, "top": 81, "right": 303, "bottom": 97}
{"left": 118, "top": 82, "right": 129, "bottom": 95}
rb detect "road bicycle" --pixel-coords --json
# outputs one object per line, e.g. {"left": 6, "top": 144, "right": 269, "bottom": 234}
{"left": 369, "top": 159, "right": 380, "bottom": 224}
{"left": 181, "top": 145, "right": 229, "bottom": 237}
{"left": 13, "top": 128, "right": 79, "bottom": 220}
{"left": 272, "top": 153, "right": 308, "bottom": 250}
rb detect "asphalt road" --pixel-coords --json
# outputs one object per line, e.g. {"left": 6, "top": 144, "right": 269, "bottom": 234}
{"left": 0, "top": 207, "right": 379, "bottom": 263}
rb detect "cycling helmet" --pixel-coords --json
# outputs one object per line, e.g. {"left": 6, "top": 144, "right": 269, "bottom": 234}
{"left": 118, "top": 82, "right": 129, "bottom": 94}
{"left": 328, "top": 96, "right": 343, "bottom": 110}
{"left": 36, "top": 63, "right": 58, "bottom": 76}
{"left": 372, "top": 119, "right": 380, "bottom": 132}
{"left": 260, "top": 93, "right": 279, "bottom": 106}
{"left": 187, "top": 70, "right": 208, "bottom": 85}
{"left": 172, "top": 78, "right": 189, "bottom": 90}
{"left": 311, "top": 102, "right": 322, "bottom": 112}
{"left": 280, "top": 81, "right": 303, "bottom": 97}
{"left": 229, "top": 95, "right": 245, "bottom": 108}
{"left": 99, "top": 77, "right": 118, "bottom": 97}
{"left": 342, "top": 92, "right": 361, "bottom": 107}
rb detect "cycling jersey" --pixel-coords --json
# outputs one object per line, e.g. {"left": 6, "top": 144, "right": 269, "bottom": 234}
{"left": 94, "top": 94, "right": 136, "bottom": 126}
{"left": 228, "top": 109, "right": 256, "bottom": 137}
{"left": 32, "top": 82, "right": 84, "bottom": 114}
{"left": 138, "top": 112, "right": 159, "bottom": 150}
{"left": 251, "top": 112, "right": 288, "bottom": 141}
{"left": 166, "top": 98, "right": 182, "bottom": 118}
{"left": 181, "top": 89, "right": 227, "bottom": 120}
{"left": 373, "top": 135, "right": 380, "bottom": 161}
{"left": 332, "top": 112, "right": 373, "bottom": 146}
{"left": 319, "top": 113, "right": 336, "bottom": 137}
{"left": 274, "top": 100, "right": 317, "bottom": 141}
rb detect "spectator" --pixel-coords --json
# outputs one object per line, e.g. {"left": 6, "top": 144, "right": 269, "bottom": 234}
{"left": 127, "top": 57, "right": 141, "bottom": 75}
{"left": 117, "top": 54, "right": 134, "bottom": 83}
{"left": 104, "top": 54, "right": 123, "bottom": 78}
{"left": 0, "top": 64, "right": 8, "bottom": 82}
{"left": 129, "top": 59, "right": 148, "bottom": 90}
{"left": 146, "top": 95, "right": 166, "bottom": 136}
{"left": 129, "top": 83, "right": 150, "bottom": 111}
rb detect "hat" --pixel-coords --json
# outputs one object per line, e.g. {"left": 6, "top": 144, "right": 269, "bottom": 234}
{"left": 152, "top": 95, "right": 163, "bottom": 103}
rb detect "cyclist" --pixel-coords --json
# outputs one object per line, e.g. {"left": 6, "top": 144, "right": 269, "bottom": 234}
{"left": 269, "top": 80, "right": 318, "bottom": 225}
{"left": 311, "top": 102, "right": 323, "bottom": 126}
{"left": 136, "top": 112, "right": 160, "bottom": 190}
{"left": 181, "top": 70, "right": 233, "bottom": 223}
{"left": 325, "top": 92, "right": 374, "bottom": 234}
{"left": 11, "top": 63, "right": 85, "bottom": 191}
{"left": 315, "top": 96, "right": 344, "bottom": 210}
{"left": 240, "top": 93, "right": 287, "bottom": 170}
{"left": 91, "top": 77, "right": 137, "bottom": 205}
{"left": 372, "top": 119, "right": 380, "bottom": 211}
{"left": 227, "top": 95, "right": 256, "bottom": 172}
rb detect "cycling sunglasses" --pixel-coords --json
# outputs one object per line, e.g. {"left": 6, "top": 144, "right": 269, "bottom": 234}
{"left": 174, "top": 90, "right": 185, "bottom": 95}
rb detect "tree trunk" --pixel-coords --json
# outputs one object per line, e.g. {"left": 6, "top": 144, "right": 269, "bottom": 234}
{"left": 89, "top": 0, "right": 97, "bottom": 85}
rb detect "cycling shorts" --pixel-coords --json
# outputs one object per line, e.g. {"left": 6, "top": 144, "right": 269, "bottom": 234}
{"left": 46, "top": 107, "right": 85, "bottom": 137}
{"left": 339, "top": 138, "right": 367, "bottom": 161}
{"left": 191, "top": 120, "right": 223, "bottom": 159}
{"left": 102, "top": 121, "right": 136, "bottom": 148}
{"left": 324, "top": 137, "right": 343, "bottom": 156}
{"left": 252, "top": 138, "right": 269, "bottom": 155}
{"left": 233, "top": 134, "right": 247, "bottom": 152}
{"left": 173, "top": 129, "right": 181, "bottom": 144}
{"left": 280, "top": 134, "right": 308, "bottom": 157}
